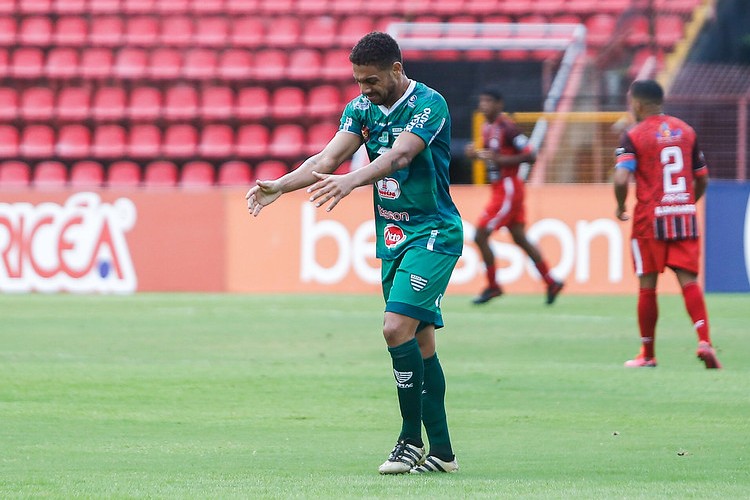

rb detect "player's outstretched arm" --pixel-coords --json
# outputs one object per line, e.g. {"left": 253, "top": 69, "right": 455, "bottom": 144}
{"left": 245, "top": 131, "right": 362, "bottom": 217}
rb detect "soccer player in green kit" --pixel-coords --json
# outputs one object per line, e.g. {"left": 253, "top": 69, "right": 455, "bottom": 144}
{"left": 246, "top": 32, "right": 462, "bottom": 474}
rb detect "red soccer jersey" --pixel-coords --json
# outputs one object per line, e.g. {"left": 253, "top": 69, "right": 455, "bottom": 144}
{"left": 615, "top": 114, "right": 708, "bottom": 240}
{"left": 481, "top": 114, "right": 531, "bottom": 182}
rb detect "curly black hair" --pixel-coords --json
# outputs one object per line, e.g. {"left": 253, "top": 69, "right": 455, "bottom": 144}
{"left": 630, "top": 79, "right": 664, "bottom": 105}
{"left": 349, "top": 32, "right": 402, "bottom": 69}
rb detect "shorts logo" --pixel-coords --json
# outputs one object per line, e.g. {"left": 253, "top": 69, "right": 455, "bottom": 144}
{"left": 393, "top": 369, "right": 413, "bottom": 388}
{"left": 410, "top": 274, "right": 428, "bottom": 291}
{"left": 384, "top": 224, "right": 406, "bottom": 248}
{"left": 377, "top": 177, "right": 401, "bottom": 200}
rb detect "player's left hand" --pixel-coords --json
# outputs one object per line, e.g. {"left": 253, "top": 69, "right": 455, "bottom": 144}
{"left": 307, "top": 171, "right": 355, "bottom": 212}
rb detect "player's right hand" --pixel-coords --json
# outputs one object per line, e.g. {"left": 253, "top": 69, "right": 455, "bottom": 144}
{"left": 246, "top": 180, "right": 282, "bottom": 217}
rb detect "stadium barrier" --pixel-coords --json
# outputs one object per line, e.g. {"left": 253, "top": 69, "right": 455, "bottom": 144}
{"left": 0, "top": 185, "right": 693, "bottom": 295}
{"left": 705, "top": 181, "right": 750, "bottom": 292}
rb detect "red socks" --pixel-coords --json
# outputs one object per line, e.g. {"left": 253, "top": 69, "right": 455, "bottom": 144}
{"left": 682, "top": 281, "right": 711, "bottom": 344}
{"left": 638, "top": 287, "right": 657, "bottom": 358}
{"left": 486, "top": 264, "right": 498, "bottom": 289}
{"left": 535, "top": 260, "right": 556, "bottom": 286}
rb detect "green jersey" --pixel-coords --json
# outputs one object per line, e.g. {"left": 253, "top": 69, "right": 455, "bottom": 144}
{"left": 339, "top": 80, "right": 463, "bottom": 260}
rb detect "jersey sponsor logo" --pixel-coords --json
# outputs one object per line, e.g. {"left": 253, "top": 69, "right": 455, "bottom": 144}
{"left": 342, "top": 116, "right": 354, "bottom": 133}
{"left": 660, "top": 193, "right": 691, "bottom": 204}
{"left": 377, "top": 177, "right": 401, "bottom": 200}
{"left": 393, "top": 369, "right": 413, "bottom": 388}
{"left": 410, "top": 273, "right": 428, "bottom": 291}
{"left": 405, "top": 107, "right": 432, "bottom": 132}
{"left": 384, "top": 224, "right": 406, "bottom": 248}
{"left": 656, "top": 122, "right": 683, "bottom": 142}
{"left": 407, "top": 94, "right": 417, "bottom": 108}
{"left": 354, "top": 98, "right": 370, "bottom": 110}
{"left": 654, "top": 204, "right": 695, "bottom": 216}
{"left": 0, "top": 192, "right": 137, "bottom": 293}
{"left": 392, "top": 127, "right": 403, "bottom": 138}
{"left": 377, "top": 205, "right": 410, "bottom": 221}
{"left": 377, "top": 130, "right": 389, "bottom": 144}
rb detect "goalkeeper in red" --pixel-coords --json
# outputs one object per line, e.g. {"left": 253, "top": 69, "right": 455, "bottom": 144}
{"left": 246, "top": 32, "right": 462, "bottom": 473}
{"left": 614, "top": 79, "right": 721, "bottom": 369}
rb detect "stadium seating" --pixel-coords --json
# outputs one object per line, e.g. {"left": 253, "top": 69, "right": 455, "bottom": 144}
{"left": 54, "top": 16, "right": 88, "bottom": 46}
{"left": 93, "top": 86, "right": 127, "bottom": 121}
{"left": 163, "top": 124, "right": 198, "bottom": 158}
{"left": 21, "top": 124, "right": 55, "bottom": 158}
{"left": 0, "top": 125, "right": 20, "bottom": 157}
{"left": 0, "top": 87, "right": 18, "bottom": 120}
{"left": 0, "top": 160, "right": 31, "bottom": 188}
{"left": 198, "top": 124, "right": 234, "bottom": 158}
{"left": 269, "top": 124, "right": 305, "bottom": 158}
{"left": 56, "top": 124, "right": 91, "bottom": 159}
{"left": 70, "top": 160, "right": 105, "bottom": 187}
{"left": 128, "top": 124, "right": 162, "bottom": 158}
{"left": 236, "top": 124, "right": 270, "bottom": 158}
{"left": 165, "top": 85, "right": 198, "bottom": 121}
{"left": 180, "top": 160, "right": 215, "bottom": 187}
{"left": 107, "top": 160, "right": 142, "bottom": 187}
{"left": 45, "top": 47, "right": 79, "bottom": 79}
{"left": 20, "top": 86, "right": 54, "bottom": 121}
{"left": 57, "top": 87, "right": 90, "bottom": 121}
{"left": 33, "top": 160, "right": 67, "bottom": 188}
{"left": 236, "top": 87, "right": 270, "bottom": 120}
{"left": 128, "top": 86, "right": 162, "bottom": 121}
{"left": 92, "top": 124, "right": 127, "bottom": 158}
{"left": 254, "top": 160, "right": 288, "bottom": 180}
{"left": 201, "top": 86, "right": 234, "bottom": 121}
{"left": 217, "top": 160, "right": 253, "bottom": 186}
{"left": 143, "top": 160, "right": 178, "bottom": 187}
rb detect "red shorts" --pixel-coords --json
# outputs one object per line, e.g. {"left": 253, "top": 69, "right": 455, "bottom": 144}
{"left": 630, "top": 237, "right": 700, "bottom": 276}
{"left": 476, "top": 176, "right": 525, "bottom": 231}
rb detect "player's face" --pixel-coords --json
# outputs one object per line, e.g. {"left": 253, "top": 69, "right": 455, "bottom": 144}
{"left": 352, "top": 63, "right": 401, "bottom": 107}
{"left": 478, "top": 95, "right": 503, "bottom": 120}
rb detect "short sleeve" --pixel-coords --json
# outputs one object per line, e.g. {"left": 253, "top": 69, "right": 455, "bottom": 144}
{"left": 615, "top": 133, "right": 637, "bottom": 172}
{"left": 339, "top": 99, "right": 364, "bottom": 138}
{"left": 403, "top": 91, "right": 448, "bottom": 146}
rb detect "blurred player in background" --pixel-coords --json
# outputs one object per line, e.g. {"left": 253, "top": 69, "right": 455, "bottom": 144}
{"left": 246, "top": 32, "right": 462, "bottom": 474}
{"left": 464, "top": 87, "right": 563, "bottom": 305}
{"left": 614, "top": 79, "right": 721, "bottom": 369}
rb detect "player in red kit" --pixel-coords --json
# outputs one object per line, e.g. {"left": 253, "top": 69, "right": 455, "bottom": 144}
{"left": 465, "top": 86, "right": 563, "bottom": 305}
{"left": 614, "top": 79, "right": 721, "bottom": 369}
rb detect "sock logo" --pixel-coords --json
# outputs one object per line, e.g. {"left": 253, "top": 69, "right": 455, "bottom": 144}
{"left": 694, "top": 319, "right": 705, "bottom": 329}
{"left": 410, "top": 274, "right": 428, "bottom": 291}
{"left": 393, "top": 369, "right": 414, "bottom": 388}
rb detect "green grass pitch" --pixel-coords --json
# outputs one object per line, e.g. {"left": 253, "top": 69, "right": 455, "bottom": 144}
{"left": 1, "top": 292, "right": 748, "bottom": 498}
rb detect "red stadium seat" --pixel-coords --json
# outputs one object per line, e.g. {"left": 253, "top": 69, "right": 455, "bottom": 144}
{"left": 191, "top": 0, "right": 224, "bottom": 14}
{"left": 626, "top": 15, "right": 651, "bottom": 47}
{"left": 296, "top": 0, "right": 328, "bottom": 16}
{"left": 217, "top": 49, "right": 252, "bottom": 81}
{"left": 236, "top": 124, "right": 269, "bottom": 158}
{"left": 182, "top": 48, "right": 217, "bottom": 80}
{"left": 254, "top": 160, "right": 287, "bottom": 180}
{"left": 80, "top": 48, "right": 114, "bottom": 79}
{"left": 306, "top": 122, "right": 338, "bottom": 155}
{"left": 287, "top": 49, "right": 323, "bottom": 82}
{"left": 20, "top": 86, "right": 54, "bottom": 121}
{"left": 123, "top": 0, "right": 156, "bottom": 14}
{"left": 148, "top": 48, "right": 182, "bottom": 80}
{"left": 45, "top": 47, "right": 79, "bottom": 79}
{"left": 194, "top": 16, "right": 228, "bottom": 47}
{"left": 107, "top": 160, "right": 142, "bottom": 188}
{"left": 269, "top": 124, "right": 304, "bottom": 158}
{"left": 465, "top": 0, "right": 501, "bottom": 16}
{"left": 144, "top": 160, "right": 178, "bottom": 188}
{"left": 92, "top": 124, "right": 126, "bottom": 158}
{"left": 0, "top": 16, "right": 15, "bottom": 46}
{"left": 125, "top": 16, "right": 159, "bottom": 46}
{"left": 0, "top": 160, "right": 31, "bottom": 188}
{"left": 585, "top": 14, "right": 616, "bottom": 48}
{"left": 362, "top": 0, "right": 399, "bottom": 16}
{"left": 201, "top": 86, "right": 233, "bottom": 120}
{"left": 0, "top": 87, "right": 17, "bottom": 120}
{"left": 265, "top": 16, "right": 300, "bottom": 48}
{"left": 19, "top": 16, "right": 53, "bottom": 46}
{"left": 217, "top": 160, "right": 252, "bottom": 186}
{"left": 258, "top": 0, "right": 293, "bottom": 14}
{"left": 160, "top": 16, "right": 193, "bottom": 46}
{"left": 655, "top": 15, "right": 684, "bottom": 49}
{"left": 226, "top": 0, "right": 260, "bottom": 13}
{"left": 56, "top": 124, "right": 90, "bottom": 159}
{"left": 18, "top": 0, "right": 52, "bottom": 14}
{"left": 236, "top": 87, "right": 269, "bottom": 120}
{"left": 0, "top": 49, "right": 9, "bottom": 76}
{"left": 11, "top": 47, "right": 44, "bottom": 79}
{"left": 271, "top": 86, "right": 306, "bottom": 121}
{"left": 199, "top": 124, "right": 234, "bottom": 158}
{"left": 337, "top": 16, "right": 374, "bottom": 48}
{"left": 89, "top": 0, "right": 120, "bottom": 14}
{"left": 70, "top": 160, "right": 105, "bottom": 188}
{"left": 54, "top": 0, "right": 86, "bottom": 13}
{"left": 180, "top": 160, "right": 215, "bottom": 187}
{"left": 532, "top": 0, "right": 565, "bottom": 16}
{"left": 253, "top": 49, "right": 287, "bottom": 81}
{"left": 57, "top": 86, "right": 90, "bottom": 121}
{"left": 230, "top": 17, "right": 264, "bottom": 48}
{"left": 129, "top": 86, "right": 162, "bottom": 121}
{"left": 0, "top": 125, "right": 19, "bottom": 157}
{"left": 164, "top": 85, "right": 198, "bottom": 121}
{"left": 92, "top": 86, "right": 127, "bottom": 121}
{"left": 33, "top": 161, "right": 67, "bottom": 189}
{"left": 157, "top": 0, "right": 189, "bottom": 14}
{"left": 331, "top": 0, "right": 362, "bottom": 14}
{"left": 21, "top": 124, "right": 55, "bottom": 158}
{"left": 128, "top": 124, "right": 162, "bottom": 158}
{"left": 321, "top": 49, "right": 353, "bottom": 80}
{"left": 114, "top": 48, "right": 148, "bottom": 79}
{"left": 89, "top": 16, "right": 124, "bottom": 47}
{"left": 301, "top": 16, "right": 337, "bottom": 49}
{"left": 306, "top": 85, "right": 341, "bottom": 119}
{"left": 163, "top": 124, "right": 198, "bottom": 158}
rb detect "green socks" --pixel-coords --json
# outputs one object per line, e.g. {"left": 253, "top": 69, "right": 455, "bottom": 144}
{"left": 422, "top": 353, "right": 454, "bottom": 460}
{"left": 388, "top": 338, "right": 424, "bottom": 446}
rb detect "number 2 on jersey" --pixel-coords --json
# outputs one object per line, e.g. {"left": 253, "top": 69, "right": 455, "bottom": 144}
{"left": 661, "top": 145, "right": 686, "bottom": 194}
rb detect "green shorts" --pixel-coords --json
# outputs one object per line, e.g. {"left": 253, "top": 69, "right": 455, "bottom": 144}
{"left": 381, "top": 246, "right": 460, "bottom": 330}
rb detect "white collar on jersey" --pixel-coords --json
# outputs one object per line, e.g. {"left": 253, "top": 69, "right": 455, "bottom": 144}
{"left": 378, "top": 79, "right": 417, "bottom": 116}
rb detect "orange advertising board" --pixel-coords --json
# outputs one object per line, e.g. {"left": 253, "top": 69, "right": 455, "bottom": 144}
{"left": 1, "top": 185, "right": 696, "bottom": 294}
